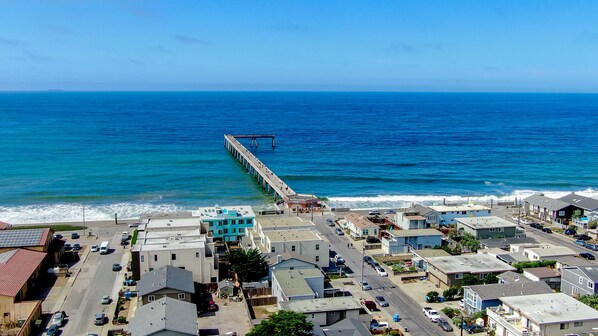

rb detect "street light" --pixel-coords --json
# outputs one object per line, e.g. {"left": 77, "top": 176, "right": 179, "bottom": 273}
{"left": 361, "top": 245, "right": 365, "bottom": 290}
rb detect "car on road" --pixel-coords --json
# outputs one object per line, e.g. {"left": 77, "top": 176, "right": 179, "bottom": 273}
{"left": 64, "top": 243, "right": 72, "bottom": 251}
{"left": 368, "top": 210, "right": 381, "bottom": 216}
{"left": 376, "top": 267, "right": 388, "bottom": 277}
{"left": 51, "top": 311, "right": 65, "bottom": 326}
{"left": 587, "top": 244, "right": 598, "bottom": 251}
{"left": 565, "top": 229, "right": 577, "bottom": 235}
{"left": 363, "top": 255, "right": 373, "bottom": 264}
{"left": 423, "top": 307, "right": 441, "bottom": 322}
{"left": 576, "top": 240, "right": 588, "bottom": 247}
{"left": 385, "top": 210, "right": 396, "bottom": 214}
{"left": 375, "top": 295, "right": 389, "bottom": 307}
{"left": 575, "top": 234, "right": 592, "bottom": 241}
{"left": 361, "top": 300, "right": 377, "bottom": 311}
{"left": 335, "top": 228, "right": 344, "bottom": 236}
{"left": 53, "top": 234, "right": 63, "bottom": 240}
{"left": 91, "top": 244, "right": 99, "bottom": 252}
{"left": 112, "top": 263, "right": 122, "bottom": 271}
{"left": 334, "top": 254, "right": 345, "bottom": 265}
{"left": 371, "top": 261, "right": 380, "bottom": 269}
{"left": 45, "top": 324, "right": 59, "bottom": 336}
{"left": 72, "top": 243, "right": 81, "bottom": 251}
{"left": 437, "top": 318, "right": 454, "bottom": 332}
{"left": 94, "top": 312, "right": 106, "bottom": 325}
{"left": 101, "top": 295, "right": 111, "bottom": 304}
{"left": 361, "top": 282, "right": 372, "bottom": 290}
{"left": 580, "top": 252, "right": 596, "bottom": 260}
{"left": 327, "top": 218, "right": 335, "bottom": 226}
{"left": 128, "top": 223, "right": 140, "bottom": 228}
{"left": 71, "top": 232, "right": 80, "bottom": 239}
{"left": 542, "top": 227, "right": 553, "bottom": 233}
{"left": 529, "top": 223, "right": 543, "bottom": 229}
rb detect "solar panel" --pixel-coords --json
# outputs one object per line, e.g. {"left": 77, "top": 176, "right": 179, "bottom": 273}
{"left": 0, "top": 229, "right": 45, "bottom": 247}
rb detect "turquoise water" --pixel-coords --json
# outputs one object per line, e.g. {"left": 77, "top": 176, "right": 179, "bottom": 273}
{"left": 1, "top": 92, "right": 597, "bottom": 223}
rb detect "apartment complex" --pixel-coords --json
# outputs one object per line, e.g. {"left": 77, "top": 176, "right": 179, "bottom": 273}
{"left": 194, "top": 205, "right": 255, "bottom": 242}
{"left": 456, "top": 216, "right": 519, "bottom": 240}
{"left": 428, "top": 204, "right": 491, "bottom": 226}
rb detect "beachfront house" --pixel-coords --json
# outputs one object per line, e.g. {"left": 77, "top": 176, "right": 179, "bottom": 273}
{"left": 193, "top": 205, "right": 255, "bottom": 242}
{"left": 559, "top": 193, "right": 598, "bottom": 214}
{"left": 463, "top": 281, "right": 552, "bottom": 314}
{"left": 487, "top": 293, "right": 598, "bottom": 336}
{"left": 394, "top": 205, "right": 432, "bottom": 230}
{"left": 426, "top": 254, "right": 516, "bottom": 289}
{"left": 428, "top": 204, "right": 491, "bottom": 226}
{"left": 381, "top": 229, "right": 442, "bottom": 254}
{"left": 455, "top": 216, "right": 520, "bottom": 240}
{"left": 345, "top": 213, "right": 379, "bottom": 239}
{"left": 561, "top": 266, "right": 598, "bottom": 297}
{"left": 524, "top": 193, "right": 583, "bottom": 224}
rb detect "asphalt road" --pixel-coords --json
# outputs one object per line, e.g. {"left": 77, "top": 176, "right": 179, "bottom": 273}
{"left": 60, "top": 227, "right": 126, "bottom": 335}
{"left": 313, "top": 215, "right": 446, "bottom": 336}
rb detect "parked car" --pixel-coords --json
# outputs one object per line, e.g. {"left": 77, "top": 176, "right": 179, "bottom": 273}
{"left": 464, "top": 324, "right": 485, "bottom": 334}
{"left": 128, "top": 223, "right": 140, "bottom": 228}
{"left": 565, "top": 229, "right": 577, "bottom": 235}
{"left": 363, "top": 255, "right": 373, "bottom": 264}
{"left": 71, "top": 232, "right": 80, "bottom": 239}
{"left": 361, "top": 300, "right": 377, "bottom": 311}
{"left": 335, "top": 228, "right": 344, "bottom": 236}
{"left": 370, "top": 320, "right": 390, "bottom": 332}
{"left": 112, "top": 263, "right": 122, "bottom": 271}
{"left": 437, "top": 318, "right": 453, "bottom": 332}
{"left": 91, "top": 245, "right": 99, "bottom": 252}
{"left": 334, "top": 254, "right": 345, "bottom": 265}
{"left": 94, "top": 312, "right": 106, "bottom": 325}
{"left": 53, "top": 234, "right": 63, "bottom": 240}
{"left": 375, "top": 295, "right": 389, "bottom": 307}
{"left": 575, "top": 234, "right": 592, "bottom": 241}
{"left": 45, "top": 324, "right": 59, "bottom": 336}
{"left": 207, "top": 300, "right": 219, "bottom": 311}
{"left": 580, "top": 253, "right": 596, "bottom": 260}
{"left": 530, "top": 223, "right": 543, "bottom": 229}
{"left": 371, "top": 262, "right": 380, "bottom": 269}
{"left": 64, "top": 243, "right": 72, "bottom": 251}
{"left": 423, "top": 307, "right": 441, "bottom": 322}
{"left": 576, "top": 240, "right": 588, "bottom": 247}
{"left": 361, "top": 282, "right": 373, "bottom": 290}
{"left": 327, "top": 218, "right": 335, "bottom": 226}
{"left": 376, "top": 267, "right": 388, "bottom": 277}
{"left": 101, "top": 295, "right": 111, "bottom": 304}
{"left": 72, "top": 243, "right": 81, "bottom": 251}
{"left": 542, "top": 227, "right": 553, "bottom": 233}
{"left": 51, "top": 311, "right": 65, "bottom": 326}
{"left": 385, "top": 209, "right": 396, "bottom": 214}
{"left": 587, "top": 244, "right": 598, "bottom": 251}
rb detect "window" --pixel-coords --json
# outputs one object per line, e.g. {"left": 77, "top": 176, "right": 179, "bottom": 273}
{"left": 316, "top": 244, "right": 320, "bottom": 250}
{"left": 247, "top": 219, "right": 253, "bottom": 224}
{"left": 498, "top": 228, "right": 504, "bottom": 232}
{"left": 148, "top": 295, "right": 155, "bottom": 302}
{"left": 171, "top": 253, "right": 176, "bottom": 261}
{"left": 291, "top": 245, "right": 296, "bottom": 251}
{"left": 454, "top": 273, "right": 463, "bottom": 279}
{"left": 239, "top": 228, "right": 245, "bottom": 233}
{"left": 461, "top": 211, "right": 467, "bottom": 215}
{"left": 196, "top": 252, "right": 200, "bottom": 258}
{"left": 441, "top": 212, "right": 446, "bottom": 215}
{"left": 489, "top": 228, "right": 496, "bottom": 232}
{"left": 231, "top": 220, "right": 237, "bottom": 224}
{"left": 149, "top": 267, "right": 154, "bottom": 271}
{"left": 154, "top": 255, "right": 158, "bottom": 262}
{"left": 589, "top": 282, "right": 594, "bottom": 289}
{"left": 140, "top": 256, "right": 144, "bottom": 262}
{"left": 363, "top": 229, "right": 368, "bottom": 235}
{"left": 560, "top": 323, "right": 569, "bottom": 330}
{"left": 479, "top": 273, "right": 485, "bottom": 280}
{"left": 315, "top": 256, "right": 320, "bottom": 262}
{"left": 574, "top": 322, "right": 583, "bottom": 327}
{"left": 218, "top": 221, "right": 224, "bottom": 226}
{"left": 271, "top": 246, "right": 275, "bottom": 253}
{"left": 232, "top": 228, "right": 237, "bottom": 233}
{"left": 224, "top": 229, "right": 229, "bottom": 234}
{"left": 559, "top": 211, "right": 566, "bottom": 216}
{"left": 178, "top": 293, "right": 185, "bottom": 300}
{"left": 239, "top": 219, "right": 245, "bottom": 224}
{"left": 217, "top": 230, "right": 223, "bottom": 234}
{"left": 580, "top": 277, "right": 585, "bottom": 284}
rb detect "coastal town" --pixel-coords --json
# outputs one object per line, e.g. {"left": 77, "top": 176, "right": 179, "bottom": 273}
{"left": 2, "top": 136, "right": 598, "bottom": 336}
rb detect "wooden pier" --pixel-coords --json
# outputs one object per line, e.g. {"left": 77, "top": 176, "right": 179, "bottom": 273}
{"left": 224, "top": 134, "right": 318, "bottom": 208}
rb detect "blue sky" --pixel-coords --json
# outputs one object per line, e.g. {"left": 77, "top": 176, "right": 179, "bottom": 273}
{"left": 1, "top": 1, "right": 598, "bottom": 92}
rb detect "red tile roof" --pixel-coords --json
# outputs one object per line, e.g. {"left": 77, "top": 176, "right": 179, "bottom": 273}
{"left": 0, "top": 249, "right": 46, "bottom": 297}
{"left": 0, "top": 221, "right": 10, "bottom": 230}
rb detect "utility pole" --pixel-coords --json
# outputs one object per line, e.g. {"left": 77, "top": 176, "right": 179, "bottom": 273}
{"left": 82, "top": 205, "right": 86, "bottom": 235}
{"left": 460, "top": 315, "right": 464, "bottom": 336}
{"left": 518, "top": 198, "right": 521, "bottom": 227}
{"left": 361, "top": 245, "right": 365, "bottom": 290}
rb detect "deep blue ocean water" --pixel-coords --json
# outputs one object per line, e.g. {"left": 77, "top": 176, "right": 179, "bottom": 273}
{"left": 1, "top": 92, "right": 598, "bottom": 223}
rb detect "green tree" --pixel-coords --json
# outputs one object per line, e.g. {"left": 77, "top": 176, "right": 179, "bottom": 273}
{"left": 247, "top": 310, "right": 313, "bottom": 336}
{"left": 459, "top": 233, "right": 481, "bottom": 252}
{"left": 443, "top": 286, "right": 459, "bottom": 300}
{"left": 589, "top": 220, "right": 598, "bottom": 230}
{"left": 482, "top": 273, "right": 498, "bottom": 284}
{"left": 462, "top": 274, "right": 479, "bottom": 286}
{"left": 573, "top": 209, "right": 582, "bottom": 220}
{"left": 223, "top": 248, "right": 268, "bottom": 282}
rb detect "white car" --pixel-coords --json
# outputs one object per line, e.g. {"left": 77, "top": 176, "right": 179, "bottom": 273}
{"left": 376, "top": 267, "right": 388, "bottom": 277}
{"left": 90, "top": 245, "right": 99, "bottom": 252}
{"left": 361, "top": 282, "right": 372, "bottom": 290}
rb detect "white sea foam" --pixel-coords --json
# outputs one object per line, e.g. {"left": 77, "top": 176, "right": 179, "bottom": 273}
{"left": 327, "top": 188, "right": 598, "bottom": 210}
{"left": 0, "top": 203, "right": 186, "bottom": 224}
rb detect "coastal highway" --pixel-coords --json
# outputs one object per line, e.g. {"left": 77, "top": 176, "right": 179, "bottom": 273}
{"left": 312, "top": 216, "right": 446, "bottom": 336}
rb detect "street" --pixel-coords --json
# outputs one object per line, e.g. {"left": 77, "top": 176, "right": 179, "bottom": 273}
{"left": 312, "top": 215, "right": 447, "bottom": 336}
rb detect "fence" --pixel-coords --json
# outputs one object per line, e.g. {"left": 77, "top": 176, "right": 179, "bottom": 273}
{"left": 247, "top": 296, "right": 277, "bottom": 306}
{"left": 243, "top": 287, "right": 272, "bottom": 297}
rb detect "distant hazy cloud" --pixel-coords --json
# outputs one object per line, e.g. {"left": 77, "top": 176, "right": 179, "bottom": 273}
{"left": 174, "top": 35, "right": 211, "bottom": 45}
{"left": 272, "top": 21, "right": 312, "bottom": 33}
{"left": 386, "top": 42, "right": 445, "bottom": 53}
{"left": 0, "top": 36, "right": 26, "bottom": 46}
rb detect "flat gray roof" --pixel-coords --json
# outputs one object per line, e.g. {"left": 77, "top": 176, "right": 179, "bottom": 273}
{"left": 279, "top": 297, "right": 362, "bottom": 313}
{"left": 500, "top": 293, "right": 598, "bottom": 324}
{"left": 273, "top": 268, "right": 323, "bottom": 297}
{"left": 390, "top": 228, "right": 443, "bottom": 237}
{"left": 128, "top": 297, "right": 197, "bottom": 335}
{"left": 266, "top": 230, "right": 321, "bottom": 242}
{"left": 427, "top": 254, "right": 516, "bottom": 274}
{"left": 456, "top": 216, "right": 516, "bottom": 229}
{"left": 466, "top": 281, "right": 551, "bottom": 300}
{"left": 257, "top": 216, "right": 314, "bottom": 229}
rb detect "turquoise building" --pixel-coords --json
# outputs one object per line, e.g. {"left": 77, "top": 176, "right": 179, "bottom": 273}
{"left": 194, "top": 206, "right": 256, "bottom": 242}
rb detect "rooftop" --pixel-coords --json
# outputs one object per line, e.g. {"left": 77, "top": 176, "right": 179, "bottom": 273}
{"left": 136, "top": 238, "right": 206, "bottom": 252}
{"left": 524, "top": 244, "right": 576, "bottom": 257}
{"left": 456, "top": 216, "right": 516, "bottom": 229}
{"left": 427, "top": 254, "right": 516, "bottom": 274}
{"left": 0, "top": 221, "right": 10, "bottom": 230}
{"left": 523, "top": 267, "right": 560, "bottom": 279}
{"left": 479, "top": 236, "right": 538, "bottom": 249}
{"left": 397, "top": 204, "right": 434, "bottom": 216}
{"left": 564, "top": 266, "right": 598, "bottom": 282}
{"left": 499, "top": 293, "right": 598, "bottom": 325}
{"left": 559, "top": 193, "right": 598, "bottom": 211}
{"left": 429, "top": 204, "right": 490, "bottom": 213}
{"left": 193, "top": 205, "right": 255, "bottom": 219}
{"left": 315, "top": 318, "right": 371, "bottom": 336}
{"left": 0, "top": 249, "right": 46, "bottom": 297}
{"left": 346, "top": 213, "right": 379, "bottom": 229}
{"left": 143, "top": 217, "right": 200, "bottom": 230}
{"left": 273, "top": 268, "right": 324, "bottom": 297}
{"left": 137, "top": 265, "right": 195, "bottom": 297}
{"left": 497, "top": 271, "right": 534, "bottom": 284}
{"left": 0, "top": 228, "right": 50, "bottom": 248}
{"left": 128, "top": 297, "right": 197, "bottom": 335}
{"left": 266, "top": 230, "right": 322, "bottom": 243}
{"left": 466, "top": 281, "right": 552, "bottom": 301}
{"left": 554, "top": 257, "right": 597, "bottom": 268}
{"left": 412, "top": 249, "right": 451, "bottom": 259}
{"left": 257, "top": 216, "right": 314, "bottom": 230}
{"left": 279, "top": 297, "right": 362, "bottom": 313}
{"left": 524, "top": 194, "right": 571, "bottom": 211}
{"left": 388, "top": 228, "right": 442, "bottom": 238}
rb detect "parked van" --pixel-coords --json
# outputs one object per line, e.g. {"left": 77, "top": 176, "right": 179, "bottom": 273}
{"left": 362, "top": 300, "right": 377, "bottom": 311}
{"left": 99, "top": 241, "right": 110, "bottom": 254}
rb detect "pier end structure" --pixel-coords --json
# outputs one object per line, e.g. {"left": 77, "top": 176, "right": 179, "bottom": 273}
{"left": 224, "top": 134, "right": 318, "bottom": 209}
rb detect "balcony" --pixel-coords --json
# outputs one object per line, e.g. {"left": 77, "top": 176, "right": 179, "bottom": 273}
{"left": 487, "top": 306, "right": 539, "bottom": 336}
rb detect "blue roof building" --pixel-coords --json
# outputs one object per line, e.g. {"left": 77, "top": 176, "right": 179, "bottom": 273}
{"left": 194, "top": 205, "right": 255, "bottom": 242}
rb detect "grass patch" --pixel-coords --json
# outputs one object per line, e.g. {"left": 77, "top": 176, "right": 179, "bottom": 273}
{"left": 131, "top": 229, "right": 139, "bottom": 245}
{"left": 9, "top": 224, "right": 85, "bottom": 232}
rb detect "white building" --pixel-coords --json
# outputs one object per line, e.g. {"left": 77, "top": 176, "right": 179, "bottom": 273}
{"left": 272, "top": 268, "right": 325, "bottom": 303}
{"left": 345, "top": 213, "right": 379, "bottom": 238}
{"left": 193, "top": 205, "right": 255, "bottom": 242}
{"left": 487, "top": 293, "right": 598, "bottom": 336}
{"left": 381, "top": 229, "right": 442, "bottom": 254}
{"left": 510, "top": 243, "right": 576, "bottom": 261}
{"left": 279, "top": 297, "right": 363, "bottom": 327}
{"left": 428, "top": 204, "right": 492, "bottom": 226}
{"left": 244, "top": 216, "right": 328, "bottom": 268}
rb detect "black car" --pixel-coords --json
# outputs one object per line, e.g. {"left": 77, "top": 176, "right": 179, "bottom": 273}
{"left": 73, "top": 243, "right": 81, "bottom": 251}
{"left": 363, "top": 256, "right": 373, "bottom": 263}
{"left": 64, "top": 243, "right": 72, "bottom": 251}
{"left": 53, "top": 234, "right": 63, "bottom": 240}
{"left": 371, "top": 262, "right": 380, "bottom": 269}
{"left": 466, "top": 324, "right": 485, "bottom": 334}
{"left": 580, "top": 252, "right": 596, "bottom": 260}
{"left": 542, "top": 227, "right": 553, "bottom": 233}
{"left": 71, "top": 232, "right": 80, "bottom": 239}
{"left": 565, "top": 229, "right": 577, "bottom": 235}
{"left": 437, "top": 318, "right": 453, "bottom": 332}
{"left": 530, "top": 223, "right": 543, "bottom": 229}
{"left": 575, "top": 234, "right": 592, "bottom": 241}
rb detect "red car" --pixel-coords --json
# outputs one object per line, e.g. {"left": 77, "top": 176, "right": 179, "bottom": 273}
{"left": 207, "top": 300, "right": 219, "bottom": 312}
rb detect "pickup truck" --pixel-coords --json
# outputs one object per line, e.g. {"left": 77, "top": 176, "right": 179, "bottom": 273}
{"left": 423, "top": 307, "right": 441, "bottom": 322}
{"left": 370, "top": 320, "right": 390, "bottom": 332}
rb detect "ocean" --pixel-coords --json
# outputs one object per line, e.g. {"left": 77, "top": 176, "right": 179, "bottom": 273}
{"left": 1, "top": 92, "right": 598, "bottom": 223}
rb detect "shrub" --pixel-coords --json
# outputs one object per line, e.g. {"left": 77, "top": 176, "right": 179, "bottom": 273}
{"left": 443, "top": 286, "right": 459, "bottom": 300}
{"left": 441, "top": 307, "right": 461, "bottom": 318}
{"left": 117, "top": 316, "right": 127, "bottom": 323}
